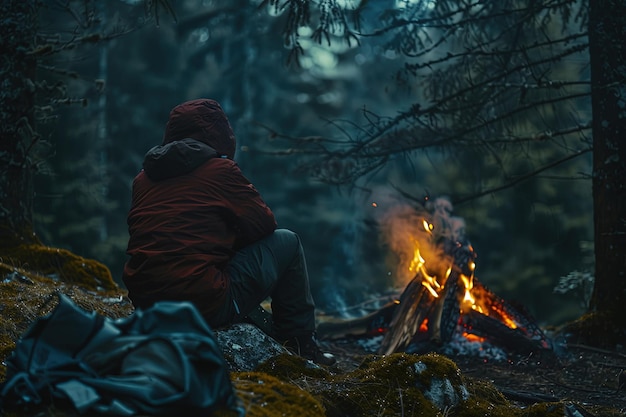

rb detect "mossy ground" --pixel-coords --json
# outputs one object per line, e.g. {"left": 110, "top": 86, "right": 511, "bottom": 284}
{"left": 0, "top": 243, "right": 131, "bottom": 370}
{"left": 2, "top": 243, "right": 118, "bottom": 291}
{"left": 229, "top": 372, "right": 326, "bottom": 417}
{"left": 254, "top": 350, "right": 572, "bottom": 417}
{"left": 0, "top": 244, "right": 622, "bottom": 416}
{"left": 559, "top": 311, "right": 626, "bottom": 348}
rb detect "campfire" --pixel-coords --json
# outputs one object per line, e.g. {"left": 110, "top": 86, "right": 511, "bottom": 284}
{"left": 318, "top": 196, "right": 554, "bottom": 361}
{"left": 376, "top": 197, "right": 554, "bottom": 358}
{"left": 379, "top": 199, "right": 551, "bottom": 354}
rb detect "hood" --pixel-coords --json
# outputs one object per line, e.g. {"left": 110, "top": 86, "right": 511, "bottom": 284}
{"left": 143, "top": 138, "right": 219, "bottom": 181}
{"left": 162, "top": 99, "right": 236, "bottom": 160}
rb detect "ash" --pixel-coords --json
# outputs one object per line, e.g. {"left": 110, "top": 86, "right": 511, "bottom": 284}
{"left": 347, "top": 333, "right": 509, "bottom": 362}
{"left": 440, "top": 332, "right": 508, "bottom": 361}
{"left": 355, "top": 335, "right": 386, "bottom": 353}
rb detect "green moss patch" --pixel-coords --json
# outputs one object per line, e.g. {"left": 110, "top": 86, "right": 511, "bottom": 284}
{"left": 319, "top": 353, "right": 460, "bottom": 416}
{"left": 0, "top": 246, "right": 131, "bottom": 379}
{"left": 2, "top": 244, "right": 118, "bottom": 291}
{"left": 254, "top": 352, "right": 573, "bottom": 417}
{"left": 255, "top": 352, "right": 331, "bottom": 380}
{"left": 560, "top": 311, "right": 626, "bottom": 348}
{"left": 231, "top": 371, "right": 326, "bottom": 417}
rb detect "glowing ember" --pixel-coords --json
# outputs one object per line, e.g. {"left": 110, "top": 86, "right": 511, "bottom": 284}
{"left": 462, "top": 332, "right": 486, "bottom": 343}
{"left": 419, "top": 318, "right": 429, "bottom": 332}
{"left": 490, "top": 304, "right": 518, "bottom": 329}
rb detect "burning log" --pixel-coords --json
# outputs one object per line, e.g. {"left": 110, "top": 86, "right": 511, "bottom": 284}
{"left": 378, "top": 198, "right": 553, "bottom": 358}
{"left": 378, "top": 268, "right": 461, "bottom": 355}
{"left": 458, "top": 281, "right": 553, "bottom": 354}
{"left": 378, "top": 269, "right": 553, "bottom": 357}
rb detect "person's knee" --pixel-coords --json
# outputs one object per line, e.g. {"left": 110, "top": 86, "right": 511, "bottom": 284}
{"left": 273, "top": 229, "right": 299, "bottom": 246}
{"left": 267, "top": 229, "right": 301, "bottom": 262}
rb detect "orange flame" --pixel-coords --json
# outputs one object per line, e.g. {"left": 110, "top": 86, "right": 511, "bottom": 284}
{"left": 409, "top": 247, "right": 441, "bottom": 298}
{"left": 409, "top": 217, "right": 520, "bottom": 337}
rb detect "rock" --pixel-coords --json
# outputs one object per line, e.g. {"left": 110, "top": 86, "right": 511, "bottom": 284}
{"left": 216, "top": 323, "right": 288, "bottom": 372}
{"left": 413, "top": 355, "right": 469, "bottom": 412}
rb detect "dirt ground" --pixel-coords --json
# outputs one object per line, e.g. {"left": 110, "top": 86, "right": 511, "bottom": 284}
{"left": 322, "top": 335, "right": 626, "bottom": 416}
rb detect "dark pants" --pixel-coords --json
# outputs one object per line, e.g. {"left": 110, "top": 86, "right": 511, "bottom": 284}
{"left": 208, "top": 229, "right": 316, "bottom": 339}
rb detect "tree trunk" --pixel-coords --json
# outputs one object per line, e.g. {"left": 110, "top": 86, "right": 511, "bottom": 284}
{"left": 587, "top": 0, "right": 626, "bottom": 341}
{"left": 0, "top": 1, "right": 39, "bottom": 245}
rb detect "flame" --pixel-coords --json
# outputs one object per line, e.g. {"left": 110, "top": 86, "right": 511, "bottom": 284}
{"left": 408, "top": 246, "right": 425, "bottom": 273}
{"left": 409, "top": 217, "right": 520, "bottom": 339}
{"left": 460, "top": 273, "right": 475, "bottom": 305}
{"left": 409, "top": 246, "right": 441, "bottom": 298}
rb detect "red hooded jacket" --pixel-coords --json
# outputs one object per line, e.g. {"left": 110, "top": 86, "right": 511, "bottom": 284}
{"left": 122, "top": 99, "right": 277, "bottom": 317}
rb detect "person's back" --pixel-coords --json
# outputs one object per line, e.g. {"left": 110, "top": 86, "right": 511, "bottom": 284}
{"left": 123, "top": 100, "right": 276, "bottom": 318}
{"left": 123, "top": 99, "right": 335, "bottom": 365}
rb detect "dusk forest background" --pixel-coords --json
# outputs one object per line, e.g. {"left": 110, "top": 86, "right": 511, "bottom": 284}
{"left": 30, "top": 0, "right": 597, "bottom": 328}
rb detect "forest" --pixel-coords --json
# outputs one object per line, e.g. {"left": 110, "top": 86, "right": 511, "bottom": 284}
{"left": 1, "top": 0, "right": 626, "bottom": 414}
{"left": 7, "top": 0, "right": 617, "bottom": 327}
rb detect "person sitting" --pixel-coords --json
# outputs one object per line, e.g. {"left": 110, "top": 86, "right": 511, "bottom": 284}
{"left": 122, "top": 98, "right": 335, "bottom": 366}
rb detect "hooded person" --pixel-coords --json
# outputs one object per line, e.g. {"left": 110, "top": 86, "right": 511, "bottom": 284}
{"left": 122, "top": 99, "right": 335, "bottom": 365}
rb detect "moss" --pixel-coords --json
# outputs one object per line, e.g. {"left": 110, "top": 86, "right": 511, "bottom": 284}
{"left": 307, "top": 353, "right": 456, "bottom": 416}
{"left": 344, "top": 353, "right": 465, "bottom": 398}
{"left": 230, "top": 371, "right": 326, "bottom": 417}
{"left": 560, "top": 311, "right": 626, "bottom": 348}
{"left": 452, "top": 378, "right": 520, "bottom": 417}
{"left": 0, "top": 240, "right": 128, "bottom": 379}
{"left": 259, "top": 352, "right": 473, "bottom": 416}
{"left": 256, "top": 352, "right": 579, "bottom": 417}
{"left": 2, "top": 243, "right": 118, "bottom": 292}
{"left": 0, "top": 274, "right": 60, "bottom": 362}
{"left": 462, "top": 378, "right": 509, "bottom": 406}
{"left": 255, "top": 353, "right": 331, "bottom": 380}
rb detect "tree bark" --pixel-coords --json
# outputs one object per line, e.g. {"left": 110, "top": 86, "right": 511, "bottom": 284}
{"left": 589, "top": 1, "right": 626, "bottom": 325}
{"left": 0, "top": 1, "right": 39, "bottom": 245}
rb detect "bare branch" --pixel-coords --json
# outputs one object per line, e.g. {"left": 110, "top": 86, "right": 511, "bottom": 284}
{"left": 452, "top": 148, "right": 592, "bottom": 206}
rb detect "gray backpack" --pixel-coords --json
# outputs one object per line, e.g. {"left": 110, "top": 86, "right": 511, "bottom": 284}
{"left": 0, "top": 294, "right": 241, "bottom": 416}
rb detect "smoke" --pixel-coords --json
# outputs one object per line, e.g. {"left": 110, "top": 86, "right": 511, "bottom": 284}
{"left": 376, "top": 194, "right": 468, "bottom": 288}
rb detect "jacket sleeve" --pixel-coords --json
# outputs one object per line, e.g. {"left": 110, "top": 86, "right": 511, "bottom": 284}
{"left": 212, "top": 161, "right": 277, "bottom": 249}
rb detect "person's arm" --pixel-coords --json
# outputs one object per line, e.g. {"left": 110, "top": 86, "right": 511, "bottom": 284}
{"left": 214, "top": 161, "right": 277, "bottom": 248}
